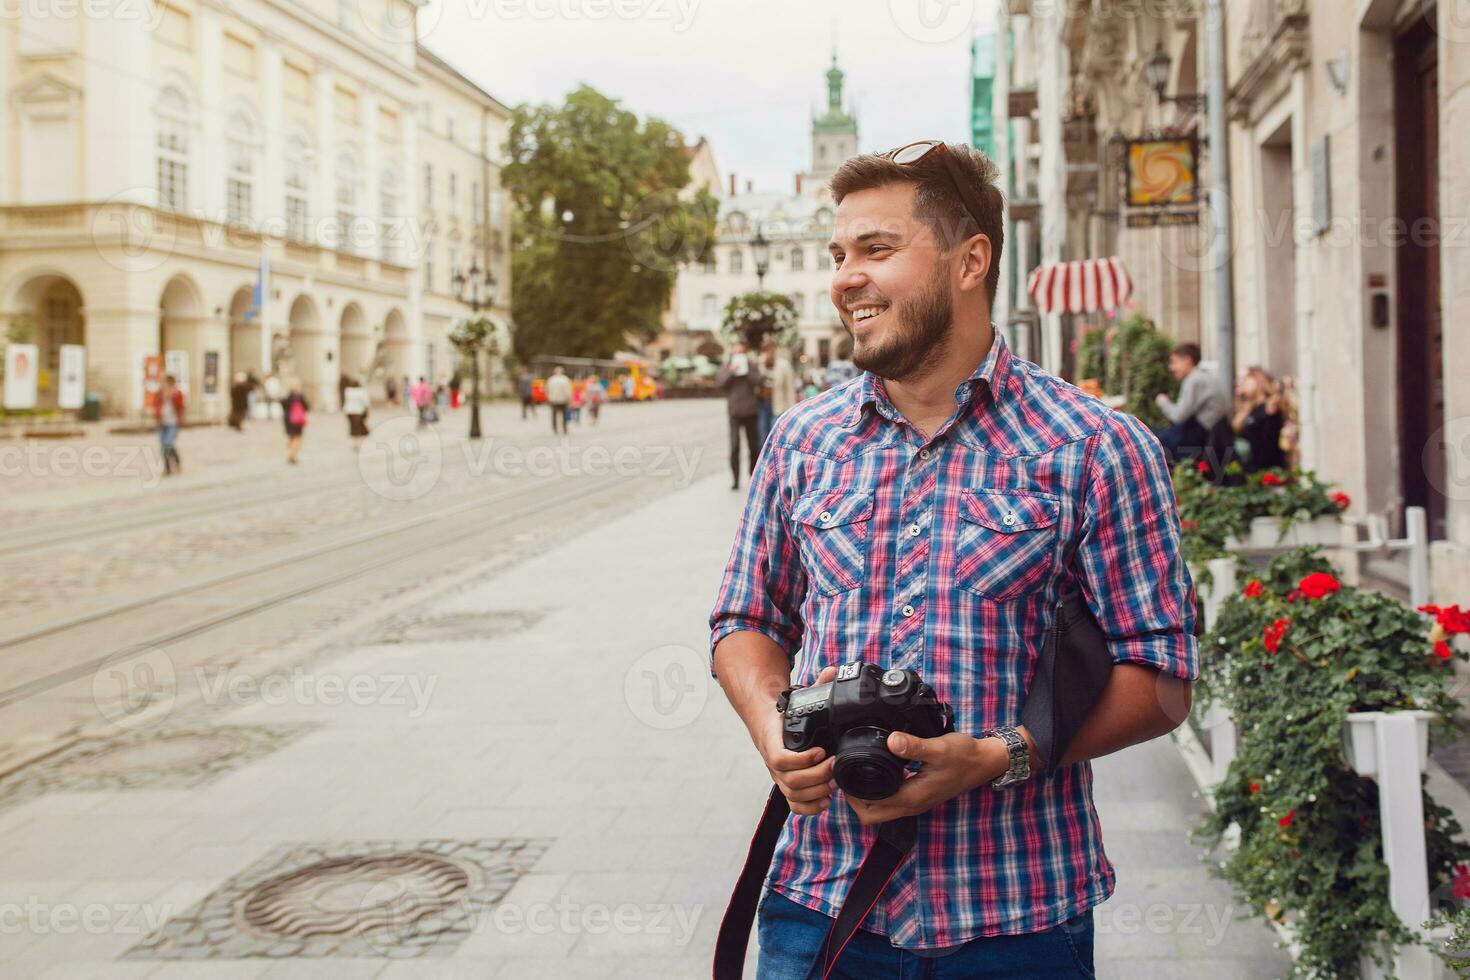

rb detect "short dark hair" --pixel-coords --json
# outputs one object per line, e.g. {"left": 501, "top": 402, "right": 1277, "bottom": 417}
{"left": 1172, "top": 343, "right": 1202, "bottom": 365}
{"left": 829, "top": 144, "right": 1006, "bottom": 303}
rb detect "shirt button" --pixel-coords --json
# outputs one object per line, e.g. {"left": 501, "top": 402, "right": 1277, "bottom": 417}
{"left": 908, "top": 523, "right": 921, "bottom": 537}
{"left": 819, "top": 511, "right": 832, "bottom": 523}
{"left": 1003, "top": 512, "right": 1018, "bottom": 527}
{"left": 901, "top": 604, "right": 915, "bottom": 617}
{"left": 918, "top": 449, "right": 931, "bottom": 460}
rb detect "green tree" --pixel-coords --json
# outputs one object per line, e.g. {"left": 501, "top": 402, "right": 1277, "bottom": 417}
{"left": 503, "top": 85, "right": 718, "bottom": 361}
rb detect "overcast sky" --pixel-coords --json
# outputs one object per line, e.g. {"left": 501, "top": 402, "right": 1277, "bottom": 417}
{"left": 419, "top": 0, "right": 1001, "bottom": 193}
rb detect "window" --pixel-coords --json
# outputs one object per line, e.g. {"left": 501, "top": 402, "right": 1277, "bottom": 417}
{"left": 335, "top": 148, "right": 359, "bottom": 252}
{"left": 155, "top": 85, "right": 190, "bottom": 211}
{"left": 471, "top": 180, "right": 481, "bottom": 226}
{"left": 379, "top": 166, "right": 401, "bottom": 263}
{"left": 791, "top": 293, "right": 805, "bottom": 316}
{"left": 701, "top": 294, "right": 718, "bottom": 318}
{"left": 702, "top": 255, "right": 716, "bottom": 274}
{"left": 448, "top": 172, "right": 458, "bottom": 215}
{"left": 730, "top": 247, "right": 743, "bottom": 275}
{"left": 817, "top": 250, "right": 832, "bottom": 270}
{"left": 423, "top": 162, "right": 434, "bottom": 210}
{"left": 815, "top": 291, "right": 828, "bottom": 318}
{"left": 284, "top": 131, "right": 312, "bottom": 240}
{"left": 424, "top": 235, "right": 435, "bottom": 291}
{"left": 490, "top": 189, "right": 503, "bottom": 231}
{"left": 790, "top": 245, "right": 805, "bottom": 271}
{"left": 224, "top": 110, "right": 255, "bottom": 225}
{"left": 446, "top": 117, "right": 455, "bottom": 142}
{"left": 447, "top": 245, "right": 459, "bottom": 291}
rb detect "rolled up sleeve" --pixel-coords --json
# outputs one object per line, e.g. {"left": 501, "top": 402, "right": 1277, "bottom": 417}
{"left": 708, "top": 445, "right": 806, "bottom": 677}
{"left": 1075, "top": 411, "right": 1199, "bottom": 681}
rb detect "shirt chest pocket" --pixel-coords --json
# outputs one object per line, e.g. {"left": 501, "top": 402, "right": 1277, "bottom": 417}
{"left": 953, "top": 489, "right": 1061, "bottom": 601}
{"left": 790, "top": 489, "right": 875, "bottom": 597}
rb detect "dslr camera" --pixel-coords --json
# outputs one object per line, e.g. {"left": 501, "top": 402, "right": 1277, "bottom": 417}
{"left": 777, "top": 662, "right": 954, "bottom": 800}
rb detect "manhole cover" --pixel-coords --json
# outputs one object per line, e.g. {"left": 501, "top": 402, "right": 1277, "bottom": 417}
{"left": 238, "top": 853, "right": 475, "bottom": 941}
{"left": 0, "top": 725, "right": 310, "bottom": 805}
{"left": 364, "top": 610, "right": 547, "bottom": 644}
{"left": 126, "top": 838, "right": 549, "bottom": 960}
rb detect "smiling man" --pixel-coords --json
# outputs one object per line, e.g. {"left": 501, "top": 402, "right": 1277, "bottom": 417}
{"left": 709, "top": 141, "right": 1198, "bottom": 979}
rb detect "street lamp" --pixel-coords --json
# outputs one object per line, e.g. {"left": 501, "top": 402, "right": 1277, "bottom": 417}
{"left": 752, "top": 225, "right": 771, "bottom": 290}
{"left": 1145, "top": 41, "right": 1207, "bottom": 113}
{"left": 451, "top": 259, "right": 498, "bottom": 440}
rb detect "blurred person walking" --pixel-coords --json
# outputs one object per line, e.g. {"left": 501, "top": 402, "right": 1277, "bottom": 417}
{"left": 717, "top": 342, "right": 763, "bottom": 490}
{"left": 545, "top": 366, "right": 572, "bottom": 436}
{"left": 155, "top": 373, "right": 185, "bottom": 476}
{"left": 228, "top": 372, "right": 250, "bottom": 431}
{"left": 760, "top": 341, "right": 797, "bottom": 444}
{"left": 518, "top": 369, "right": 536, "bottom": 419}
{"left": 1232, "top": 366, "right": 1286, "bottom": 472}
{"left": 410, "top": 376, "right": 434, "bottom": 429}
{"left": 281, "top": 381, "right": 309, "bottom": 465}
{"left": 342, "top": 376, "right": 370, "bottom": 448}
{"left": 583, "top": 374, "right": 604, "bottom": 424}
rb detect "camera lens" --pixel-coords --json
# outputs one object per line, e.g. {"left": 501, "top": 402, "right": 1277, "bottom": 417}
{"left": 833, "top": 727, "right": 905, "bottom": 800}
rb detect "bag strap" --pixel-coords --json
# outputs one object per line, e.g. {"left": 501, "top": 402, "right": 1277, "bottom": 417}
{"left": 713, "top": 786, "right": 918, "bottom": 980}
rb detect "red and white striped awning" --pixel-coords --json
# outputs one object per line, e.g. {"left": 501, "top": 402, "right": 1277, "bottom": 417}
{"left": 1026, "top": 257, "right": 1133, "bottom": 316}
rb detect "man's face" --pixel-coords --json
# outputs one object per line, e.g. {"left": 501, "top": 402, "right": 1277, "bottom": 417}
{"left": 1168, "top": 353, "right": 1194, "bottom": 380}
{"left": 828, "top": 183, "right": 955, "bottom": 383}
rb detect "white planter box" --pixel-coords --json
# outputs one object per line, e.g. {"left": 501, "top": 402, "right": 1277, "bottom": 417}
{"left": 1245, "top": 515, "right": 1343, "bottom": 548}
{"left": 1341, "top": 711, "right": 1435, "bottom": 777}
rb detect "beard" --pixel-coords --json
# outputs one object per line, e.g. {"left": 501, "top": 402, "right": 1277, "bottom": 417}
{"left": 849, "top": 266, "right": 954, "bottom": 383}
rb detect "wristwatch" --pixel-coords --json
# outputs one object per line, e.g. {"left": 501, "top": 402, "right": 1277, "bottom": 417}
{"left": 980, "top": 726, "right": 1031, "bottom": 788}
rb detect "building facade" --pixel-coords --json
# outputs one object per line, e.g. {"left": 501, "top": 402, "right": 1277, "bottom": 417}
{"left": 0, "top": 0, "right": 509, "bottom": 417}
{"left": 997, "top": 0, "right": 1469, "bottom": 603}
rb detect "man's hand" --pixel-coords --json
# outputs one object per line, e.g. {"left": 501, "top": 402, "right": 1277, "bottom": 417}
{"left": 844, "top": 731, "right": 1009, "bottom": 826}
{"left": 1154, "top": 392, "right": 1169, "bottom": 408}
{"left": 758, "top": 666, "right": 838, "bottom": 816}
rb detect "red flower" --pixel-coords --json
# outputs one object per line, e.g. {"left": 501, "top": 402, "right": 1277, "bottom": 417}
{"left": 1261, "top": 472, "right": 1287, "bottom": 487}
{"left": 1436, "top": 640, "right": 1454, "bottom": 661}
{"left": 1181, "top": 519, "right": 1199, "bottom": 530}
{"left": 1279, "top": 810, "right": 1296, "bottom": 828}
{"left": 1299, "top": 572, "right": 1342, "bottom": 600}
{"left": 1331, "top": 491, "right": 1351, "bottom": 510}
{"left": 1197, "top": 460, "right": 1211, "bottom": 474}
{"left": 1264, "top": 617, "right": 1291, "bottom": 654}
{"left": 1419, "top": 604, "right": 1470, "bottom": 636}
{"left": 1249, "top": 782, "right": 1261, "bottom": 795}
{"left": 1454, "top": 864, "right": 1470, "bottom": 901}
{"left": 1286, "top": 589, "right": 1304, "bottom": 604}
{"left": 1244, "top": 580, "right": 1264, "bottom": 599}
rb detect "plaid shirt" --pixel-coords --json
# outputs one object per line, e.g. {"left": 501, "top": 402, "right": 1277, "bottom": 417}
{"left": 709, "top": 330, "right": 1198, "bottom": 948}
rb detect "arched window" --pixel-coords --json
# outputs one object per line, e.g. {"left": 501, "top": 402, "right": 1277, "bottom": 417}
{"left": 155, "top": 85, "right": 190, "bottom": 211}
{"left": 284, "top": 131, "right": 312, "bottom": 241}
{"left": 789, "top": 245, "right": 805, "bottom": 272}
{"left": 335, "top": 148, "right": 360, "bottom": 252}
{"left": 379, "top": 166, "right": 401, "bottom": 264}
{"left": 225, "top": 110, "right": 257, "bottom": 226}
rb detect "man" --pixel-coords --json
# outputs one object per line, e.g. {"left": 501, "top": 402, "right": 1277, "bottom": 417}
{"left": 518, "top": 370, "right": 536, "bottom": 420}
{"left": 410, "top": 376, "right": 434, "bottom": 429}
{"left": 717, "top": 341, "right": 764, "bottom": 491}
{"left": 762, "top": 340, "right": 798, "bottom": 445}
{"left": 545, "top": 366, "right": 572, "bottom": 436}
{"left": 154, "top": 374, "right": 185, "bottom": 476}
{"left": 1153, "top": 342, "right": 1230, "bottom": 465}
{"left": 822, "top": 339, "right": 858, "bottom": 390}
{"left": 710, "top": 141, "right": 1196, "bottom": 978}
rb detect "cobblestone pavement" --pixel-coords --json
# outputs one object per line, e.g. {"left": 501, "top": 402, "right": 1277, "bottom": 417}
{"left": 0, "top": 402, "right": 1293, "bottom": 978}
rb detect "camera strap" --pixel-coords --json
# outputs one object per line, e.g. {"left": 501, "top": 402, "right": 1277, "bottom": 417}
{"left": 713, "top": 785, "right": 918, "bottom": 980}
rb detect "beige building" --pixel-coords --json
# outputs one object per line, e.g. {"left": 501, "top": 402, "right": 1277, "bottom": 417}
{"left": 999, "top": 0, "right": 1469, "bottom": 602}
{"left": 0, "top": 0, "right": 509, "bottom": 417}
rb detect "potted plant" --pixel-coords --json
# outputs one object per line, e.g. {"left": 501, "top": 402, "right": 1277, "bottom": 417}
{"left": 1237, "top": 469, "right": 1351, "bottom": 547}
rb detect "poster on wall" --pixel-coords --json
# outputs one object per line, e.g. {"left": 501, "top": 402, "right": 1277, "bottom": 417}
{"left": 164, "top": 350, "right": 189, "bottom": 396}
{"left": 3, "top": 344, "right": 39, "bottom": 410}
{"left": 57, "top": 344, "right": 85, "bottom": 410}
{"left": 1125, "top": 137, "right": 1199, "bottom": 210}
{"left": 140, "top": 353, "right": 163, "bottom": 415}
{"left": 203, "top": 351, "right": 220, "bottom": 395}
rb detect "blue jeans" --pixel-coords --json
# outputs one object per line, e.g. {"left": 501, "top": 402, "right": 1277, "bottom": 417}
{"left": 756, "top": 890, "right": 1095, "bottom": 980}
{"left": 757, "top": 401, "right": 775, "bottom": 446}
{"left": 158, "top": 424, "right": 180, "bottom": 474}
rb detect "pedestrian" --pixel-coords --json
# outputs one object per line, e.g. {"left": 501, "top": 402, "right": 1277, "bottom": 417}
{"left": 822, "top": 339, "right": 858, "bottom": 390}
{"left": 435, "top": 382, "right": 450, "bottom": 416}
{"left": 342, "top": 375, "right": 370, "bottom": 447}
{"left": 757, "top": 341, "right": 796, "bottom": 445}
{"left": 281, "top": 380, "right": 309, "bottom": 465}
{"left": 1232, "top": 366, "right": 1286, "bottom": 472}
{"left": 583, "top": 374, "right": 604, "bottom": 425}
{"left": 410, "top": 376, "right": 434, "bottom": 429}
{"left": 569, "top": 380, "right": 584, "bottom": 424}
{"left": 709, "top": 141, "right": 1196, "bottom": 978}
{"left": 545, "top": 366, "right": 572, "bottom": 436}
{"left": 717, "top": 341, "right": 763, "bottom": 490}
{"left": 263, "top": 372, "right": 283, "bottom": 419}
{"left": 449, "top": 373, "right": 462, "bottom": 411}
{"left": 518, "top": 370, "right": 536, "bottom": 419}
{"left": 154, "top": 373, "right": 185, "bottom": 476}
{"left": 1153, "top": 342, "right": 1230, "bottom": 465}
{"left": 337, "top": 372, "right": 350, "bottom": 412}
{"left": 385, "top": 375, "right": 399, "bottom": 406}
{"left": 801, "top": 371, "right": 821, "bottom": 401}
{"left": 228, "top": 372, "right": 250, "bottom": 431}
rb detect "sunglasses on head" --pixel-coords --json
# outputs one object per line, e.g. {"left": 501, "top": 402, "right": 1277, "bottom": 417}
{"left": 881, "top": 140, "right": 990, "bottom": 241}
